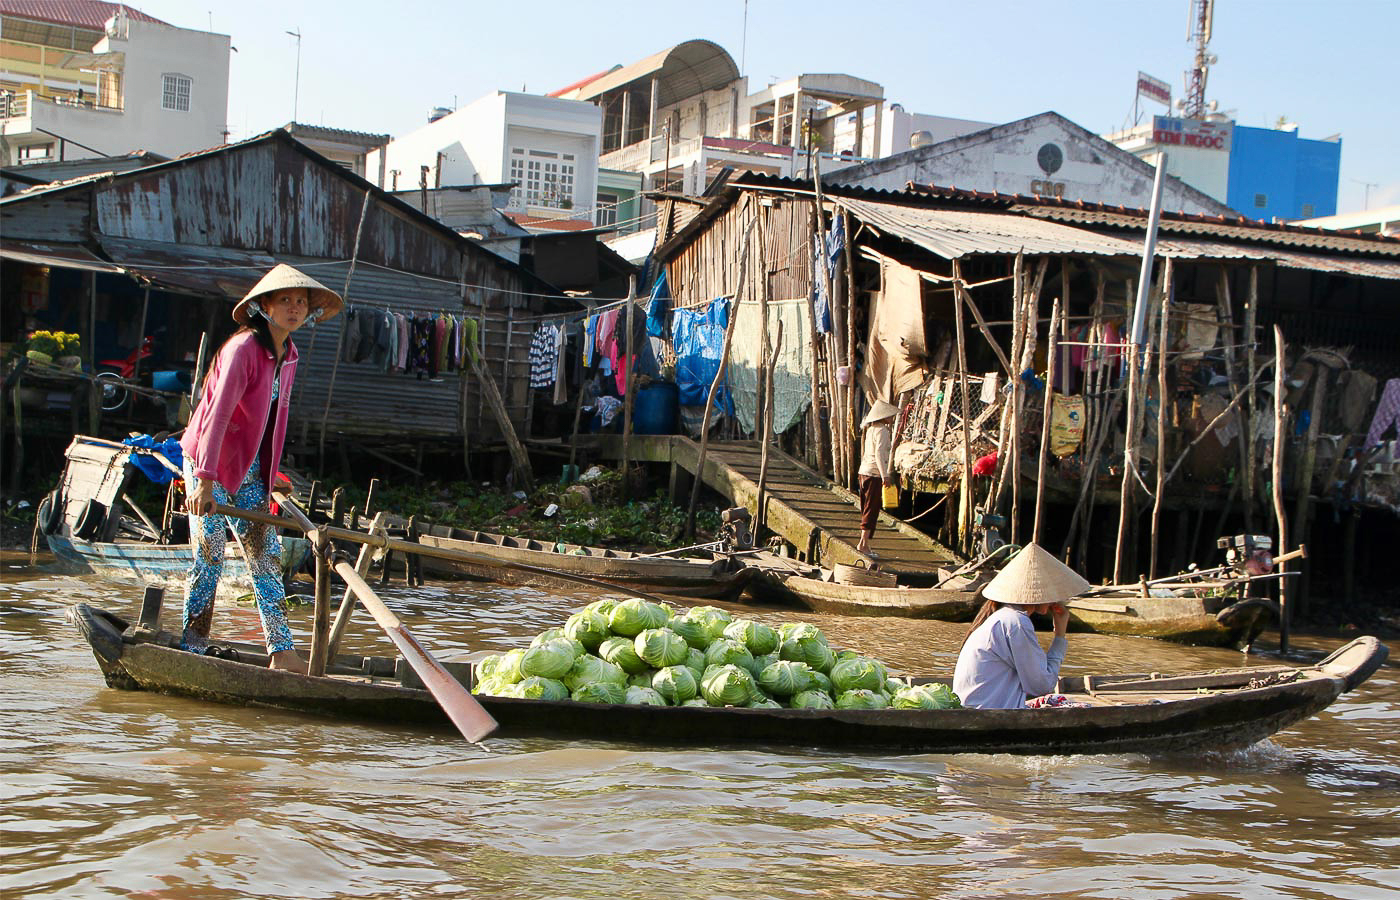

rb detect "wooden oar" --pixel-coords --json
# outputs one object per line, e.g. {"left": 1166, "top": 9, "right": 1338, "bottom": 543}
{"left": 219, "top": 500, "right": 498, "bottom": 743}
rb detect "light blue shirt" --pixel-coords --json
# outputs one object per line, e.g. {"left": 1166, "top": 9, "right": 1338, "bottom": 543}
{"left": 953, "top": 606, "right": 1068, "bottom": 709}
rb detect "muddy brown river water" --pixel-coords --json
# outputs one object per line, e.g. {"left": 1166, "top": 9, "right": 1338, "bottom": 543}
{"left": 2, "top": 551, "right": 1397, "bottom": 899}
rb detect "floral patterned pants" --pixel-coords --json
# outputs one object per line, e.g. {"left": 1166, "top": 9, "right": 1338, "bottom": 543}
{"left": 181, "top": 458, "right": 293, "bottom": 654}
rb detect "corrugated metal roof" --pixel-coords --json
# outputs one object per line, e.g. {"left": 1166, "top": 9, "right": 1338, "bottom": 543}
{"left": 96, "top": 236, "right": 275, "bottom": 297}
{"left": 0, "top": 0, "right": 167, "bottom": 29}
{"left": 838, "top": 196, "right": 1143, "bottom": 259}
{"left": 0, "top": 238, "right": 122, "bottom": 272}
{"left": 558, "top": 40, "right": 738, "bottom": 107}
{"left": 1021, "top": 204, "right": 1400, "bottom": 257}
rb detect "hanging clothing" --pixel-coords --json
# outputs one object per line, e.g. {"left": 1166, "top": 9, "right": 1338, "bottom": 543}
{"left": 811, "top": 212, "right": 845, "bottom": 334}
{"left": 597, "top": 308, "right": 619, "bottom": 359}
{"left": 552, "top": 322, "right": 569, "bottom": 405}
{"left": 1365, "top": 378, "right": 1400, "bottom": 454}
{"left": 529, "top": 323, "right": 558, "bottom": 389}
{"left": 583, "top": 314, "right": 598, "bottom": 368}
{"left": 410, "top": 315, "right": 434, "bottom": 377}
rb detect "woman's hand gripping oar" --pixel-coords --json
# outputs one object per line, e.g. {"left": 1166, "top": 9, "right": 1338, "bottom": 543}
{"left": 224, "top": 497, "right": 498, "bottom": 744}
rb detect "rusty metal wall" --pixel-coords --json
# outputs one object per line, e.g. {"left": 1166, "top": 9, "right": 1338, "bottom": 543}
{"left": 282, "top": 256, "right": 540, "bottom": 443}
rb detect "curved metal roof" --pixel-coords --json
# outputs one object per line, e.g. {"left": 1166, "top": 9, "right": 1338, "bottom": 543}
{"left": 558, "top": 39, "right": 739, "bottom": 107}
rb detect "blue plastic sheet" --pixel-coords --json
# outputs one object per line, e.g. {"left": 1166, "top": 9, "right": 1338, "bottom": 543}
{"left": 672, "top": 296, "right": 732, "bottom": 413}
{"left": 121, "top": 435, "right": 184, "bottom": 484}
{"left": 646, "top": 271, "right": 670, "bottom": 338}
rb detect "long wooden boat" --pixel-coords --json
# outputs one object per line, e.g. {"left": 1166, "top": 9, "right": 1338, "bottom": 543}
{"left": 748, "top": 569, "right": 983, "bottom": 620}
{"left": 413, "top": 525, "right": 759, "bottom": 599}
{"left": 41, "top": 436, "right": 309, "bottom": 598}
{"left": 1062, "top": 593, "right": 1278, "bottom": 648}
{"left": 69, "top": 601, "right": 1389, "bottom": 756}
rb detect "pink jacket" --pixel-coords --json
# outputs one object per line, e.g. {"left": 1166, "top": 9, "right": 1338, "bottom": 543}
{"left": 181, "top": 331, "right": 297, "bottom": 494}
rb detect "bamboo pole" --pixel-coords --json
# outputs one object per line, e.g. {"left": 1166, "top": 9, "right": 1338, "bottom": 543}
{"left": 1244, "top": 267, "right": 1261, "bottom": 527}
{"left": 953, "top": 260, "right": 975, "bottom": 555}
{"left": 307, "top": 528, "right": 332, "bottom": 677}
{"left": 1216, "top": 267, "right": 1254, "bottom": 531}
{"left": 1009, "top": 258, "right": 1047, "bottom": 545}
{"left": 1032, "top": 295, "right": 1062, "bottom": 545}
{"left": 991, "top": 253, "right": 1026, "bottom": 518}
{"left": 1062, "top": 270, "right": 1106, "bottom": 563}
{"left": 756, "top": 322, "right": 784, "bottom": 533}
{"left": 620, "top": 278, "right": 639, "bottom": 499}
{"left": 1149, "top": 286, "right": 1171, "bottom": 578}
{"left": 686, "top": 203, "right": 758, "bottom": 539}
{"left": 1272, "top": 325, "right": 1290, "bottom": 653}
{"left": 812, "top": 154, "right": 847, "bottom": 487}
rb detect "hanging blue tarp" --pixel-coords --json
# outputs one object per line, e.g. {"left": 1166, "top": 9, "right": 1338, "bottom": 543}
{"left": 646, "top": 271, "right": 670, "bottom": 338}
{"left": 811, "top": 213, "right": 845, "bottom": 334}
{"left": 122, "top": 434, "right": 184, "bottom": 484}
{"left": 672, "top": 296, "right": 732, "bottom": 413}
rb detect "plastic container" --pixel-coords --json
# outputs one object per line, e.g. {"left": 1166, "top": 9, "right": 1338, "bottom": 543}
{"left": 152, "top": 370, "right": 191, "bottom": 393}
{"left": 633, "top": 382, "right": 679, "bottom": 435}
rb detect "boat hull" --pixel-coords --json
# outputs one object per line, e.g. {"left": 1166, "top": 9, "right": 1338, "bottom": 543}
{"left": 69, "top": 602, "right": 1387, "bottom": 757}
{"left": 751, "top": 572, "right": 982, "bottom": 620}
{"left": 47, "top": 534, "right": 311, "bottom": 599}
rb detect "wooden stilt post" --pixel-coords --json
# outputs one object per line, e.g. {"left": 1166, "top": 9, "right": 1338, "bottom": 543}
{"left": 756, "top": 322, "right": 784, "bottom": 534}
{"left": 1062, "top": 271, "right": 1106, "bottom": 563}
{"left": 1244, "top": 267, "right": 1261, "bottom": 526}
{"left": 1149, "top": 286, "right": 1171, "bottom": 578}
{"left": 307, "top": 529, "right": 332, "bottom": 677}
{"left": 1272, "top": 325, "right": 1290, "bottom": 653}
{"left": 1032, "top": 295, "right": 1062, "bottom": 545}
{"left": 953, "top": 260, "right": 975, "bottom": 554}
{"left": 1216, "top": 267, "right": 1253, "bottom": 531}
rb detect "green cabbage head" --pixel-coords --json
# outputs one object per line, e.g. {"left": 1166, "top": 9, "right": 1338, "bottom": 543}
{"left": 757, "top": 660, "right": 816, "bottom": 697}
{"left": 598, "top": 636, "right": 649, "bottom": 674}
{"left": 701, "top": 663, "right": 757, "bottom": 707}
{"left": 835, "top": 688, "right": 889, "bottom": 709}
{"left": 790, "top": 690, "right": 836, "bottom": 709}
{"left": 564, "top": 608, "right": 610, "bottom": 651}
{"left": 516, "top": 676, "right": 569, "bottom": 701}
{"left": 562, "top": 654, "right": 627, "bottom": 692}
{"left": 624, "top": 686, "right": 667, "bottom": 705}
{"left": 652, "top": 665, "right": 699, "bottom": 703}
{"left": 829, "top": 656, "right": 888, "bottom": 693}
{"left": 723, "top": 619, "right": 779, "bottom": 656}
{"left": 520, "top": 638, "right": 580, "bottom": 679}
{"left": 571, "top": 681, "right": 627, "bottom": 704}
{"left": 634, "top": 627, "right": 690, "bottom": 668}
{"left": 703, "top": 638, "right": 755, "bottom": 674}
{"left": 608, "top": 598, "right": 673, "bottom": 636}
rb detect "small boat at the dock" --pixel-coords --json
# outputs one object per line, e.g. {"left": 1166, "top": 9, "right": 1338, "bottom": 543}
{"left": 69, "top": 600, "right": 1389, "bottom": 756}
{"left": 748, "top": 569, "right": 984, "bottom": 620}
{"left": 39, "top": 437, "right": 309, "bottom": 597}
{"left": 413, "top": 525, "right": 761, "bottom": 599}
{"left": 1060, "top": 592, "right": 1277, "bottom": 648}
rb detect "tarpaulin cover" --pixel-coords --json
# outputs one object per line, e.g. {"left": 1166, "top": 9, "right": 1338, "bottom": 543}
{"left": 646, "top": 271, "right": 670, "bottom": 338}
{"left": 122, "top": 435, "right": 184, "bottom": 484}
{"left": 672, "top": 296, "right": 732, "bottom": 413}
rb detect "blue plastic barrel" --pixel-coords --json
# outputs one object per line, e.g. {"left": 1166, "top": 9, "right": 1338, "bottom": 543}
{"left": 633, "top": 382, "right": 679, "bottom": 435}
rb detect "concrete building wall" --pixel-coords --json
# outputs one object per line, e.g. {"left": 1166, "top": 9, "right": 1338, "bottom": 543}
{"left": 1, "top": 15, "right": 229, "bottom": 164}
{"left": 831, "top": 113, "right": 1235, "bottom": 215}
{"left": 1227, "top": 124, "right": 1341, "bottom": 221}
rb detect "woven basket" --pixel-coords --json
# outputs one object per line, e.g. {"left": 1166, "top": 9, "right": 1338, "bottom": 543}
{"left": 834, "top": 562, "right": 898, "bottom": 588}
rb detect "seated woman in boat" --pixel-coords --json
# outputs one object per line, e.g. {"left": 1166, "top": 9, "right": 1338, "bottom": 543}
{"left": 953, "top": 543, "right": 1090, "bottom": 709}
{"left": 179, "top": 265, "right": 343, "bottom": 673}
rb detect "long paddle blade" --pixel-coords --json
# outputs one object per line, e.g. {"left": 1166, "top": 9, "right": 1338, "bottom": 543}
{"left": 334, "top": 559, "right": 498, "bottom": 744}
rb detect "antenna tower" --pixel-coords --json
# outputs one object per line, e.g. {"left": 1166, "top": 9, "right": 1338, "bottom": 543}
{"left": 1182, "top": 0, "right": 1215, "bottom": 119}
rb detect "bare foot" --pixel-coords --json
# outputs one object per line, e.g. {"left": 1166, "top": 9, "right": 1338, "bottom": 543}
{"left": 269, "top": 649, "right": 309, "bottom": 675}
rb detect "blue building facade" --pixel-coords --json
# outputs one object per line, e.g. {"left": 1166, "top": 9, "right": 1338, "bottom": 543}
{"left": 1226, "top": 125, "right": 1341, "bottom": 222}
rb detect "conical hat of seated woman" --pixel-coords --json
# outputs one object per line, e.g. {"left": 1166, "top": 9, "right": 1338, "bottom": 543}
{"left": 982, "top": 543, "right": 1090, "bottom": 607}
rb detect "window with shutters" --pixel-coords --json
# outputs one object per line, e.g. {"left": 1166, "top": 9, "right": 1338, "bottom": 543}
{"left": 162, "top": 73, "right": 190, "bottom": 111}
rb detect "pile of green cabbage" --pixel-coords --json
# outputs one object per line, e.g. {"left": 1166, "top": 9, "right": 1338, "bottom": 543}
{"left": 471, "top": 598, "right": 962, "bottom": 711}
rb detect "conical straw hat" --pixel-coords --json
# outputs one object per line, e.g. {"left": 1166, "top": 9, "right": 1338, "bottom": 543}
{"left": 232, "top": 264, "right": 344, "bottom": 326}
{"left": 981, "top": 542, "right": 1090, "bottom": 607}
{"left": 860, "top": 398, "right": 899, "bottom": 428}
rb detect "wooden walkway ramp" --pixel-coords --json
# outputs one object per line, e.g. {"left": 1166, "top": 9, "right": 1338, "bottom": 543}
{"left": 588, "top": 435, "right": 961, "bottom": 581}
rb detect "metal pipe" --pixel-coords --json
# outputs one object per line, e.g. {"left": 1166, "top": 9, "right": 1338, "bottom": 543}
{"left": 1130, "top": 152, "right": 1169, "bottom": 349}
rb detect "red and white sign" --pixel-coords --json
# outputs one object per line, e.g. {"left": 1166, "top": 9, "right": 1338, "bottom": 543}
{"left": 1136, "top": 72, "right": 1172, "bottom": 107}
{"left": 1152, "top": 115, "right": 1233, "bottom": 152}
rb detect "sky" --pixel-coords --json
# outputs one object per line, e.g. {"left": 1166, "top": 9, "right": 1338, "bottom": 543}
{"left": 135, "top": 0, "right": 1397, "bottom": 216}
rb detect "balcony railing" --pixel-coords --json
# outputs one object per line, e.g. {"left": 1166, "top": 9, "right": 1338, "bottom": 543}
{"left": 1, "top": 89, "right": 123, "bottom": 120}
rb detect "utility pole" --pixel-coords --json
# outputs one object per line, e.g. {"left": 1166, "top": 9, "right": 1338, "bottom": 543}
{"left": 286, "top": 28, "right": 302, "bottom": 122}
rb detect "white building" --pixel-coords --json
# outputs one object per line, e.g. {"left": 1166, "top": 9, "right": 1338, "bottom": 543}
{"left": 368, "top": 92, "right": 601, "bottom": 229}
{"left": 826, "top": 111, "right": 1236, "bottom": 216}
{"left": 0, "top": 2, "right": 230, "bottom": 166}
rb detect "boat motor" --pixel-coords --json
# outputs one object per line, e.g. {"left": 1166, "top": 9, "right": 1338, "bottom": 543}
{"left": 1218, "top": 533, "right": 1274, "bottom": 576}
{"left": 718, "top": 506, "right": 754, "bottom": 551}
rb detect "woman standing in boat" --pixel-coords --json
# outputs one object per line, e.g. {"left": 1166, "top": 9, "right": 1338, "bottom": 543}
{"left": 855, "top": 399, "right": 898, "bottom": 557}
{"left": 953, "top": 543, "right": 1090, "bottom": 709}
{"left": 179, "top": 265, "right": 342, "bottom": 673}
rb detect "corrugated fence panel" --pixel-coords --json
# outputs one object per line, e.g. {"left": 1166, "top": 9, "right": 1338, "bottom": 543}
{"left": 284, "top": 257, "right": 541, "bottom": 443}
